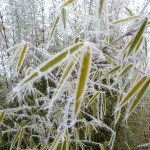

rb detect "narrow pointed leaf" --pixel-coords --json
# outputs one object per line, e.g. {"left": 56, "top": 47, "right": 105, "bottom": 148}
{"left": 86, "top": 91, "right": 100, "bottom": 107}
{"left": 61, "top": 8, "right": 67, "bottom": 29}
{"left": 11, "top": 43, "right": 84, "bottom": 98}
{"left": 62, "top": 129, "right": 69, "bottom": 150}
{"left": 73, "top": 47, "right": 91, "bottom": 119}
{"left": 0, "top": 112, "right": 5, "bottom": 124}
{"left": 125, "top": 6, "right": 134, "bottom": 16}
{"left": 135, "top": 37, "right": 143, "bottom": 52}
{"left": 60, "top": 0, "right": 74, "bottom": 8}
{"left": 118, "top": 64, "right": 133, "bottom": 78}
{"left": 50, "top": 16, "right": 60, "bottom": 39}
{"left": 11, "top": 129, "right": 22, "bottom": 149}
{"left": 106, "top": 66, "right": 120, "bottom": 76}
{"left": 111, "top": 15, "right": 140, "bottom": 24}
{"left": 16, "top": 42, "right": 28, "bottom": 73}
{"left": 103, "top": 54, "right": 118, "bottom": 66}
{"left": 127, "top": 18, "right": 148, "bottom": 56}
{"left": 54, "top": 60, "right": 75, "bottom": 96}
{"left": 18, "top": 129, "right": 24, "bottom": 147}
{"left": 49, "top": 132, "right": 62, "bottom": 150}
{"left": 126, "top": 79, "right": 150, "bottom": 118}
{"left": 99, "top": 0, "right": 104, "bottom": 17}
{"left": 119, "top": 76, "right": 148, "bottom": 108}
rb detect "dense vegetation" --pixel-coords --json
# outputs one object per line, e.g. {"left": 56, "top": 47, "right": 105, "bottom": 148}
{"left": 0, "top": 0, "right": 150, "bottom": 149}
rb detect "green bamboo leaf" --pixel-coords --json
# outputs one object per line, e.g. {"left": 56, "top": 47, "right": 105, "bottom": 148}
{"left": 144, "top": 37, "right": 148, "bottom": 57}
{"left": 73, "top": 47, "right": 91, "bottom": 119}
{"left": 126, "top": 79, "right": 150, "bottom": 118}
{"left": 135, "top": 37, "right": 143, "bottom": 52}
{"left": 115, "top": 109, "right": 121, "bottom": 125}
{"left": 103, "top": 54, "right": 118, "bottom": 66}
{"left": 18, "top": 129, "right": 24, "bottom": 147}
{"left": 50, "top": 16, "right": 60, "bottom": 39}
{"left": 118, "top": 64, "right": 133, "bottom": 78}
{"left": 86, "top": 91, "right": 100, "bottom": 108}
{"left": 127, "top": 18, "right": 148, "bottom": 56}
{"left": 62, "top": 129, "right": 69, "bottom": 150}
{"left": 106, "top": 66, "right": 121, "bottom": 76}
{"left": 40, "top": 144, "right": 48, "bottom": 150}
{"left": 49, "top": 132, "right": 62, "bottom": 150}
{"left": 0, "top": 112, "right": 5, "bottom": 125}
{"left": 11, "top": 129, "right": 22, "bottom": 149}
{"left": 40, "top": 43, "right": 83, "bottom": 72}
{"left": 60, "top": 0, "right": 74, "bottom": 8}
{"left": 16, "top": 42, "right": 28, "bottom": 73}
{"left": 61, "top": 8, "right": 67, "bottom": 29}
{"left": 119, "top": 76, "right": 148, "bottom": 108}
{"left": 54, "top": 60, "right": 75, "bottom": 96}
{"left": 99, "top": 0, "right": 104, "bottom": 17}
{"left": 74, "top": 37, "right": 80, "bottom": 43}
{"left": 92, "top": 69, "right": 99, "bottom": 81}
{"left": 11, "top": 43, "right": 84, "bottom": 99}
{"left": 111, "top": 15, "right": 140, "bottom": 24}
{"left": 125, "top": 6, "right": 134, "bottom": 16}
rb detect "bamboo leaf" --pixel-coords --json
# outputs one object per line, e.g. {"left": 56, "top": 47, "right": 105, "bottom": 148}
{"left": 18, "top": 129, "right": 24, "bottom": 147}
{"left": 86, "top": 91, "right": 100, "bottom": 107}
{"left": 111, "top": 15, "right": 140, "bottom": 24}
{"left": 61, "top": 8, "right": 67, "bottom": 29}
{"left": 115, "top": 109, "right": 121, "bottom": 125}
{"left": 50, "top": 16, "right": 60, "bottom": 39}
{"left": 60, "top": 0, "right": 74, "bottom": 8}
{"left": 119, "top": 76, "right": 148, "bottom": 108}
{"left": 16, "top": 42, "right": 28, "bottom": 73}
{"left": 54, "top": 60, "right": 75, "bottom": 96}
{"left": 103, "top": 54, "right": 118, "bottom": 66}
{"left": 99, "top": 0, "right": 104, "bottom": 17}
{"left": 127, "top": 18, "right": 148, "bottom": 56}
{"left": 125, "top": 6, "right": 134, "bottom": 16}
{"left": 73, "top": 47, "right": 91, "bottom": 119}
{"left": 106, "top": 66, "right": 121, "bottom": 76}
{"left": 49, "top": 132, "right": 62, "bottom": 150}
{"left": 144, "top": 37, "right": 148, "bottom": 57}
{"left": 135, "top": 37, "right": 143, "bottom": 52}
{"left": 0, "top": 112, "right": 5, "bottom": 125}
{"left": 62, "top": 129, "right": 69, "bottom": 150}
{"left": 11, "top": 43, "right": 84, "bottom": 99}
{"left": 11, "top": 129, "right": 22, "bottom": 149}
{"left": 126, "top": 78, "right": 150, "bottom": 118}
{"left": 118, "top": 64, "right": 133, "bottom": 78}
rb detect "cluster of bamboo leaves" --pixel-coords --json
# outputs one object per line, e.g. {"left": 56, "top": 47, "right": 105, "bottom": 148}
{"left": 0, "top": 0, "right": 150, "bottom": 149}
